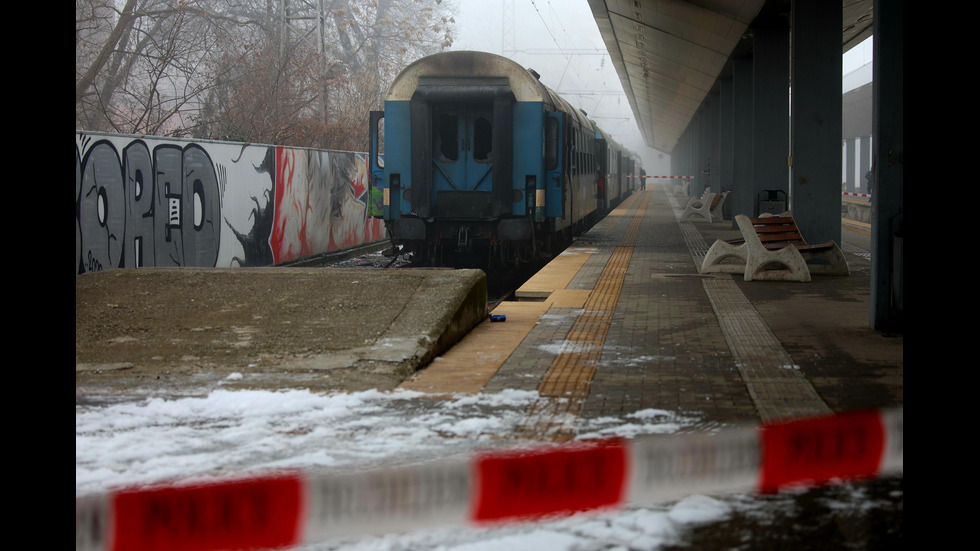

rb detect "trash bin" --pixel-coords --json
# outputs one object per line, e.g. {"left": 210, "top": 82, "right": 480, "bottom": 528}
{"left": 758, "top": 189, "right": 787, "bottom": 216}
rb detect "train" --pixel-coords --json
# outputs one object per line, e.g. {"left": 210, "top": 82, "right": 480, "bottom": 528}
{"left": 368, "top": 51, "right": 641, "bottom": 268}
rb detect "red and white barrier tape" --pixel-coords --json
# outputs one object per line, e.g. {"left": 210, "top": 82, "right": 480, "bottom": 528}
{"left": 76, "top": 407, "right": 902, "bottom": 551}
{"left": 842, "top": 191, "right": 871, "bottom": 198}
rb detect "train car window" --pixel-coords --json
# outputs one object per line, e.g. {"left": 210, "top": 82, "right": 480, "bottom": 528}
{"left": 581, "top": 138, "right": 586, "bottom": 175}
{"left": 545, "top": 118, "right": 558, "bottom": 170}
{"left": 436, "top": 112, "right": 459, "bottom": 162}
{"left": 571, "top": 129, "right": 578, "bottom": 176}
{"left": 582, "top": 134, "right": 592, "bottom": 174}
{"left": 473, "top": 116, "right": 492, "bottom": 162}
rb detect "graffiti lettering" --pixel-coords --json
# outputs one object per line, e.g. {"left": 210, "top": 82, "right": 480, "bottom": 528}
{"left": 76, "top": 132, "right": 386, "bottom": 274}
{"left": 86, "top": 249, "right": 104, "bottom": 273}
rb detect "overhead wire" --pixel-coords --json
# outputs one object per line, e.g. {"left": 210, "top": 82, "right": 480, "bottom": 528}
{"left": 524, "top": 0, "right": 636, "bottom": 143}
{"left": 528, "top": 0, "right": 583, "bottom": 88}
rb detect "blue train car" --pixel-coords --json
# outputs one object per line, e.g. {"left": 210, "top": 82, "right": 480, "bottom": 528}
{"left": 369, "top": 51, "right": 632, "bottom": 267}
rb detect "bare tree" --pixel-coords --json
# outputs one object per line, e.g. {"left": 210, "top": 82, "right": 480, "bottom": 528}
{"left": 76, "top": 0, "right": 139, "bottom": 131}
{"left": 77, "top": 0, "right": 456, "bottom": 149}
{"left": 198, "top": 33, "right": 328, "bottom": 145}
{"left": 76, "top": 1, "right": 269, "bottom": 136}
{"left": 319, "top": 0, "right": 456, "bottom": 148}
{"left": 197, "top": 0, "right": 457, "bottom": 149}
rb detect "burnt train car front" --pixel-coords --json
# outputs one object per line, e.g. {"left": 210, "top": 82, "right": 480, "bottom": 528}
{"left": 369, "top": 51, "right": 568, "bottom": 267}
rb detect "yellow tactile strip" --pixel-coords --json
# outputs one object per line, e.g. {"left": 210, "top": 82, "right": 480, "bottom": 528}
{"left": 399, "top": 246, "right": 601, "bottom": 395}
{"left": 515, "top": 192, "right": 651, "bottom": 440}
{"left": 400, "top": 190, "right": 649, "bottom": 440}
{"left": 536, "top": 193, "right": 649, "bottom": 399}
{"left": 536, "top": 245, "right": 630, "bottom": 398}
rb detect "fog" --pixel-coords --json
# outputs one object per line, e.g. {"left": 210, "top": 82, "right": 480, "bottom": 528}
{"left": 449, "top": 0, "right": 670, "bottom": 176}
{"left": 450, "top": 0, "right": 874, "bottom": 180}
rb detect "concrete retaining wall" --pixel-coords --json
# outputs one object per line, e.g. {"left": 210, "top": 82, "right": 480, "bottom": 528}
{"left": 842, "top": 198, "right": 872, "bottom": 223}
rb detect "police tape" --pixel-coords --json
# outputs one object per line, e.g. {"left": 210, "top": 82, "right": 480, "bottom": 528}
{"left": 76, "top": 407, "right": 902, "bottom": 551}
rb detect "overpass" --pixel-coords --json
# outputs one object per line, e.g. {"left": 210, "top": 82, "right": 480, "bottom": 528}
{"left": 586, "top": 0, "right": 902, "bottom": 331}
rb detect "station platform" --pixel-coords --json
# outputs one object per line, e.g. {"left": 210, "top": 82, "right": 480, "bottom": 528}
{"left": 398, "top": 184, "right": 902, "bottom": 437}
{"left": 76, "top": 183, "right": 902, "bottom": 435}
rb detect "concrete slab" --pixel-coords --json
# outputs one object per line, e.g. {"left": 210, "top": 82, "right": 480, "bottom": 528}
{"left": 76, "top": 267, "right": 487, "bottom": 397}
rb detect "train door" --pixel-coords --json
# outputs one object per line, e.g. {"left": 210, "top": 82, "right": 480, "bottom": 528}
{"left": 431, "top": 106, "right": 494, "bottom": 195}
{"left": 544, "top": 111, "right": 564, "bottom": 220}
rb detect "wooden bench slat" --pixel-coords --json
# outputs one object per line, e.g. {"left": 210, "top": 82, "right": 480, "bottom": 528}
{"left": 759, "top": 234, "right": 804, "bottom": 240}
{"left": 751, "top": 218, "right": 807, "bottom": 250}
{"left": 753, "top": 223, "right": 799, "bottom": 230}
{"left": 764, "top": 242, "right": 804, "bottom": 250}
{"left": 749, "top": 216, "right": 795, "bottom": 224}
{"left": 756, "top": 227, "right": 802, "bottom": 236}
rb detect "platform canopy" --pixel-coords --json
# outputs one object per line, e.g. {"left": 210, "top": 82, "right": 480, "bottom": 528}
{"left": 588, "top": 0, "right": 874, "bottom": 153}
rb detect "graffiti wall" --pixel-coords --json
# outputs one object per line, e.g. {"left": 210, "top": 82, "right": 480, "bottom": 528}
{"left": 76, "top": 132, "right": 386, "bottom": 274}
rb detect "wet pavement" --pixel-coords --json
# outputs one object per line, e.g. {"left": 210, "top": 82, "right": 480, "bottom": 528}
{"left": 661, "top": 475, "right": 903, "bottom": 551}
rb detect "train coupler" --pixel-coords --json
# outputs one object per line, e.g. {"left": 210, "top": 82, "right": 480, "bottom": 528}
{"left": 457, "top": 225, "right": 470, "bottom": 250}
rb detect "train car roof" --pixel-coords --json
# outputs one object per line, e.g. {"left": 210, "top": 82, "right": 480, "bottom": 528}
{"left": 386, "top": 51, "right": 554, "bottom": 104}
{"left": 386, "top": 51, "right": 600, "bottom": 132}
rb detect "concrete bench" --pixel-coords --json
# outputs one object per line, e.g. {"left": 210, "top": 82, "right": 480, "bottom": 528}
{"left": 681, "top": 190, "right": 728, "bottom": 222}
{"left": 671, "top": 180, "right": 690, "bottom": 196}
{"left": 683, "top": 186, "right": 711, "bottom": 208}
{"left": 701, "top": 214, "right": 849, "bottom": 281}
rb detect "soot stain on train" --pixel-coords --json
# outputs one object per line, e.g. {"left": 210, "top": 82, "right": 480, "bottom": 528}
{"left": 368, "top": 51, "right": 642, "bottom": 273}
